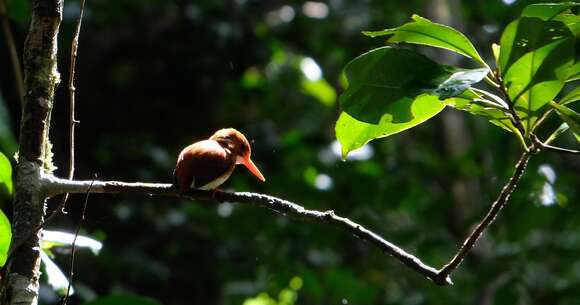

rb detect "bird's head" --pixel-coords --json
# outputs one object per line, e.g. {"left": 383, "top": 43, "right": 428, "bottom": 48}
{"left": 210, "top": 128, "right": 266, "bottom": 182}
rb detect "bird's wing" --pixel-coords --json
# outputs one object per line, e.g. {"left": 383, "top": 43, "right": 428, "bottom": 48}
{"left": 174, "top": 140, "right": 235, "bottom": 193}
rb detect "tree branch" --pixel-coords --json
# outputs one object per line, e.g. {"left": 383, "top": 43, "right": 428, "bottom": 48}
{"left": 41, "top": 173, "right": 452, "bottom": 286}
{"left": 62, "top": 178, "right": 93, "bottom": 305}
{"left": 4, "top": 1, "right": 63, "bottom": 304}
{"left": 38, "top": 146, "right": 533, "bottom": 287}
{"left": 437, "top": 151, "right": 531, "bottom": 280}
{"left": 45, "top": 0, "right": 86, "bottom": 226}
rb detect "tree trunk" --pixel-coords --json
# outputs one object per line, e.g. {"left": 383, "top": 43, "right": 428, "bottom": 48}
{"left": 3, "top": 1, "right": 62, "bottom": 304}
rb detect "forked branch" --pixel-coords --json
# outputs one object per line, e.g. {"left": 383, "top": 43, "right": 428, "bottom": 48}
{"left": 42, "top": 149, "right": 533, "bottom": 287}
{"left": 41, "top": 173, "right": 451, "bottom": 285}
{"left": 436, "top": 151, "right": 531, "bottom": 280}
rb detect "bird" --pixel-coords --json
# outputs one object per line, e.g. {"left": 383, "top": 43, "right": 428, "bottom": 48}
{"left": 173, "top": 128, "right": 265, "bottom": 195}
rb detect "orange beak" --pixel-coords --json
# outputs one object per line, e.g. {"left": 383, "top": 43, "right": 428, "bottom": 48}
{"left": 241, "top": 156, "right": 266, "bottom": 182}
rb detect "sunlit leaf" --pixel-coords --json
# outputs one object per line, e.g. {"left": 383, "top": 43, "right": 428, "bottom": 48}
{"left": 82, "top": 295, "right": 162, "bottom": 305}
{"left": 336, "top": 47, "right": 489, "bottom": 157}
{"left": 521, "top": 2, "right": 579, "bottom": 21}
{"left": 550, "top": 101, "right": 580, "bottom": 142}
{"left": 445, "top": 90, "right": 518, "bottom": 133}
{"left": 0, "top": 152, "right": 13, "bottom": 196}
{"left": 336, "top": 94, "right": 444, "bottom": 158}
{"left": 363, "top": 15, "right": 487, "bottom": 67}
{"left": 567, "top": 61, "right": 580, "bottom": 81}
{"left": 340, "top": 47, "right": 475, "bottom": 124}
{"left": 507, "top": 38, "right": 573, "bottom": 132}
{"left": 0, "top": 209, "right": 11, "bottom": 267}
{"left": 430, "top": 68, "right": 489, "bottom": 99}
{"left": 503, "top": 37, "right": 574, "bottom": 133}
{"left": 40, "top": 250, "right": 73, "bottom": 296}
{"left": 499, "top": 17, "right": 574, "bottom": 77}
{"left": 42, "top": 230, "right": 103, "bottom": 255}
{"left": 560, "top": 86, "right": 580, "bottom": 105}
{"left": 553, "top": 13, "right": 580, "bottom": 37}
{"left": 545, "top": 123, "right": 570, "bottom": 144}
{"left": 492, "top": 43, "right": 501, "bottom": 66}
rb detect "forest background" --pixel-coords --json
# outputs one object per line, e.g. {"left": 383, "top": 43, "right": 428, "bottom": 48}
{"left": 0, "top": 0, "right": 579, "bottom": 304}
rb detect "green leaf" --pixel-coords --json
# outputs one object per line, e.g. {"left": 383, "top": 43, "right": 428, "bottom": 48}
{"left": 0, "top": 209, "right": 11, "bottom": 267}
{"left": 503, "top": 37, "right": 574, "bottom": 133}
{"left": 553, "top": 13, "right": 580, "bottom": 37}
{"left": 0, "top": 152, "right": 13, "bottom": 196}
{"left": 499, "top": 17, "right": 574, "bottom": 77}
{"left": 430, "top": 68, "right": 489, "bottom": 99}
{"left": 336, "top": 94, "right": 445, "bottom": 158}
{"left": 499, "top": 17, "right": 576, "bottom": 133}
{"left": 550, "top": 101, "right": 580, "bottom": 140}
{"left": 445, "top": 90, "right": 518, "bottom": 134}
{"left": 521, "top": 2, "right": 579, "bottom": 21}
{"left": 340, "top": 47, "right": 477, "bottom": 124}
{"left": 336, "top": 47, "right": 488, "bottom": 157}
{"left": 363, "top": 15, "right": 487, "bottom": 67}
{"left": 545, "top": 122, "right": 570, "bottom": 144}
{"left": 567, "top": 61, "right": 580, "bottom": 81}
{"left": 492, "top": 43, "right": 501, "bottom": 66}
{"left": 560, "top": 85, "right": 580, "bottom": 105}
{"left": 82, "top": 295, "right": 162, "bottom": 305}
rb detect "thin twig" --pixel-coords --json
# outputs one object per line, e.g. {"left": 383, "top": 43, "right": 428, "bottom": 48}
{"left": 40, "top": 174, "right": 452, "bottom": 285}
{"left": 61, "top": 178, "right": 94, "bottom": 305}
{"left": 4, "top": 0, "right": 87, "bottom": 263}
{"left": 436, "top": 151, "right": 531, "bottom": 280}
{"left": 0, "top": 0, "right": 25, "bottom": 106}
{"left": 67, "top": 0, "right": 85, "bottom": 179}
{"left": 49, "top": 0, "right": 86, "bottom": 220}
{"left": 531, "top": 134, "right": 579, "bottom": 155}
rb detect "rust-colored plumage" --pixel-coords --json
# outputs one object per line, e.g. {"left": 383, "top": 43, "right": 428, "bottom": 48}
{"left": 173, "top": 128, "right": 265, "bottom": 194}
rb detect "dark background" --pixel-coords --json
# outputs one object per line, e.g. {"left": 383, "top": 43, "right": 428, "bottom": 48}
{"left": 1, "top": 0, "right": 579, "bottom": 304}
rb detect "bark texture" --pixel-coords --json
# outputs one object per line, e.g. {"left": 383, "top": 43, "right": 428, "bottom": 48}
{"left": 4, "top": 1, "right": 63, "bottom": 304}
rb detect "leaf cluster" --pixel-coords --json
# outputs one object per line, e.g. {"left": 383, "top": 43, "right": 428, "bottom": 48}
{"left": 337, "top": 3, "right": 579, "bottom": 157}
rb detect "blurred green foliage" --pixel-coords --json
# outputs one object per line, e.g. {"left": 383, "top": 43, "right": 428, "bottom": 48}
{"left": 0, "top": 1, "right": 578, "bottom": 305}
{"left": 243, "top": 276, "right": 302, "bottom": 305}
{"left": 0, "top": 207, "right": 10, "bottom": 267}
{"left": 0, "top": 151, "right": 12, "bottom": 196}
